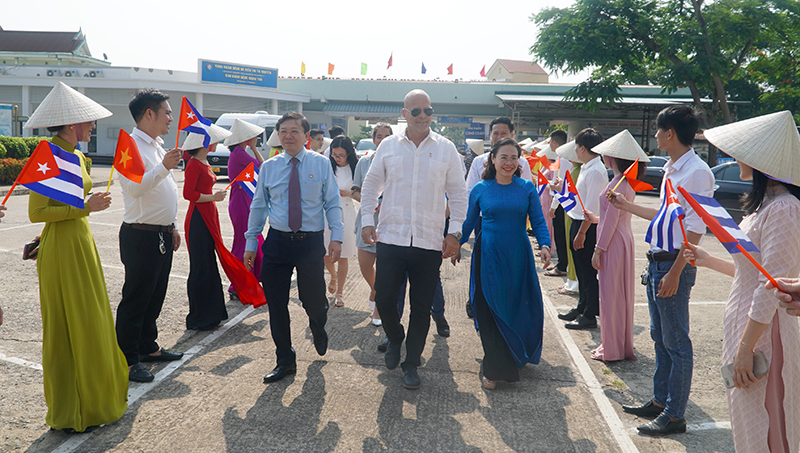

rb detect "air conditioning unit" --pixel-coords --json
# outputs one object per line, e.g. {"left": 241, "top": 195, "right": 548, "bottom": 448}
{"left": 88, "top": 70, "right": 102, "bottom": 78}
{"left": 46, "top": 69, "right": 55, "bottom": 77}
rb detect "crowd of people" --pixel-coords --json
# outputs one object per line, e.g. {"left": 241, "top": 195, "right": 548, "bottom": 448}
{"left": 3, "top": 82, "right": 800, "bottom": 450}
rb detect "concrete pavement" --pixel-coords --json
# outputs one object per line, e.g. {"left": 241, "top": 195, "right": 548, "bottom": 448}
{"left": 0, "top": 166, "right": 735, "bottom": 452}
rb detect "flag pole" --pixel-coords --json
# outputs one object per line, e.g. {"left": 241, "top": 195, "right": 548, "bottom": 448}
{"left": 223, "top": 179, "right": 236, "bottom": 191}
{"left": 678, "top": 218, "right": 695, "bottom": 267}
{"left": 1, "top": 182, "right": 18, "bottom": 205}
{"left": 736, "top": 243, "right": 779, "bottom": 288}
{"left": 106, "top": 166, "right": 114, "bottom": 193}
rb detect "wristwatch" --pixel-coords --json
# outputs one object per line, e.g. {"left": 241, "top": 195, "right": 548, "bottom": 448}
{"left": 449, "top": 231, "right": 462, "bottom": 240}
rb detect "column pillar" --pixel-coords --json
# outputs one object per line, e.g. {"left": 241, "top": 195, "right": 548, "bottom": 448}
{"left": 271, "top": 99, "right": 278, "bottom": 115}
{"left": 21, "top": 85, "right": 31, "bottom": 137}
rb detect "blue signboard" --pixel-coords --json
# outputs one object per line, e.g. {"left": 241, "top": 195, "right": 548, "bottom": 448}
{"left": 0, "top": 104, "right": 12, "bottom": 136}
{"left": 199, "top": 60, "right": 278, "bottom": 89}
{"left": 465, "top": 122, "right": 485, "bottom": 139}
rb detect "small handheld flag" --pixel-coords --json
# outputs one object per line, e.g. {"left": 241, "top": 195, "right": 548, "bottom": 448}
{"left": 112, "top": 129, "right": 145, "bottom": 185}
{"left": 178, "top": 97, "right": 212, "bottom": 149}
{"left": 21, "top": 141, "right": 85, "bottom": 209}
{"left": 361, "top": 62, "right": 368, "bottom": 75}
{"left": 611, "top": 158, "right": 654, "bottom": 193}
{"left": 225, "top": 162, "right": 258, "bottom": 198}
{"left": 2, "top": 140, "right": 62, "bottom": 205}
{"left": 565, "top": 171, "right": 585, "bottom": 212}
{"left": 556, "top": 171, "right": 579, "bottom": 213}
{"left": 548, "top": 157, "right": 560, "bottom": 172}
{"left": 536, "top": 169, "right": 550, "bottom": 196}
{"left": 645, "top": 179, "right": 686, "bottom": 253}
{"left": 678, "top": 186, "right": 778, "bottom": 287}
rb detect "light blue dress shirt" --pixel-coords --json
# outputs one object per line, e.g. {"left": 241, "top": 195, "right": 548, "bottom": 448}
{"left": 245, "top": 148, "right": 344, "bottom": 252}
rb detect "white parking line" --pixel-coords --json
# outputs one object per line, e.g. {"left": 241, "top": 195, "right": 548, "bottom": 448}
{"left": 634, "top": 301, "right": 726, "bottom": 307}
{"left": 541, "top": 292, "right": 640, "bottom": 453}
{"left": 0, "top": 351, "right": 43, "bottom": 371}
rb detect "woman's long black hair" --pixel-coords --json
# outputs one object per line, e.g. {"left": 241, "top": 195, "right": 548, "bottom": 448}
{"left": 741, "top": 168, "right": 800, "bottom": 216}
{"left": 329, "top": 136, "right": 358, "bottom": 175}
{"left": 482, "top": 138, "right": 522, "bottom": 180}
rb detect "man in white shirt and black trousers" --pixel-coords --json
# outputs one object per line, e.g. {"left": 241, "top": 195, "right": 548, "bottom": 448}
{"left": 361, "top": 89, "right": 468, "bottom": 389}
{"left": 116, "top": 89, "right": 184, "bottom": 383}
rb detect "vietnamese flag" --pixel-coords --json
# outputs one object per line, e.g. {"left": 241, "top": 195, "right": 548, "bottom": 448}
{"left": 2, "top": 140, "right": 61, "bottom": 205}
{"left": 480, "top": 65, "right": 486, "bottom": 77}
{"left": 387, "top": 53, "right": 393, "bottom": 69}
{"left": 113, "top": 130, "right": 145, "bottom": 183}
{"left": 548, "top": 157, "right": 560, "bottom": 172}
{"left": 622, "top": 158, "right": 654, "bottom": 192}
{"left": 447, "top": 64, "right": 453, "bottom": 75}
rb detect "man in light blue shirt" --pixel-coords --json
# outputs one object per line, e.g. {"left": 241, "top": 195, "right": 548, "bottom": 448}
{"left": 244, "top": 111, "right": 343, "bottom": 383}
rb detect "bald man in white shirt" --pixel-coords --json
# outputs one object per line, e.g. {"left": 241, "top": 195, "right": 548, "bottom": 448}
{"left": 361, "top": 89, "right": 468, "bottom": 390}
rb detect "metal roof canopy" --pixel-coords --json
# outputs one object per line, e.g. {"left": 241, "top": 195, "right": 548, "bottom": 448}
{"left": 322, "top": 102, "right": 402, "bottom": 118}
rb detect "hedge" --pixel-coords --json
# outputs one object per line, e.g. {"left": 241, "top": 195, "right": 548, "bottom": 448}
{"left": 0, "top": 136, "right": 53, "bottom": 159}
{"left": 0, "top": 156, "right": 92, "bottom": 186}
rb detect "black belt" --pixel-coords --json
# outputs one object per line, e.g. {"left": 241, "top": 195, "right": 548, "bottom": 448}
{"left": 271, "top": 228, "right": 323, "bottom": 241}
{"left": 123, "top": 222, "right": 175, "bottom": 233}
{"left": 646, "top": 250, "right": 678, "bottom": 262}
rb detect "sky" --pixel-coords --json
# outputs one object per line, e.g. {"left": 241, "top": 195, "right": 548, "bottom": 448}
{"left": 3, "top": 0, "right": 589, "bottom": 84}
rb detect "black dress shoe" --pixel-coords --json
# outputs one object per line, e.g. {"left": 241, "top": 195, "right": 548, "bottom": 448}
{"left": 140, "top": 348, "right": 183, "bottom": 362}
{"left": 466, "top": 300, "right": 474, "bottom": 319}
{"left": 637, "top": 413, "right": 686, "bottom": 435}
{"left": 622, "top": 400, "right": 664, "bottom": 418}
{"left": 565, "top": 315, "right": 597, "bottom": 330}
{"left": 129, "top": 363, "right": 154, "bottom": 383}
{"left": 434, "top": 315, "right": 450, "bottom": 337}
{"left": 313, "top": 329, "right": 328, "bottom": 356}
{"left": 385, "top": 340, "right": 402, "bottom": 370}
{"left": 557, "top": 308, "right": 579, "bottom": 321}
{"left": 263, "top": 365, "right": 296, "bottom": 383}
{"left": 403, "top": 367, "right": 421, "bottom": 389}
{"left": 377, "top": 337, "right": 389, "bottom": 352}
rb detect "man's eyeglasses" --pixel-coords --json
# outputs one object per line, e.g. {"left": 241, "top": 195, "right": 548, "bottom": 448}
{"left": 407, "top": 107, "right": 434, "bottom": 117}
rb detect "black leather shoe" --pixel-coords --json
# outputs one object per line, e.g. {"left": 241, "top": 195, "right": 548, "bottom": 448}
{"left": 403, "top": 367, "right": 421, "bottom": 389}
{"left": 313, "top": 329, "right": 328, "bottom": 356}
{"left": 385, "top": 341, "right": 402, "bottom": 370}
{"left": 637, "top": 413, "right": 686, "bottom": 435}
{"left": 557, "top": 308, "right": 579, "bottom": 321}
{"left": 377, "top": 337, "right": 389, "bottom": 352}
{"left": 622, "top": 400, "right": 665, "bottom": 418}
{"left": 129, "top": 363, "right": 154, "bottom": 383}
{"left": 263, "top": 365, "right": 296, "bottom": 383}
{"left": 434, "top": 315, "right": 450, "bottom": 337}
{"left": 140, "top": 348, "right": 183, "bottom": 362}
{"left": 565, "top": 315, "right": 597, "bottom": 330}
{"left": 466, "top": 301, "right": 474, "bottom": 319}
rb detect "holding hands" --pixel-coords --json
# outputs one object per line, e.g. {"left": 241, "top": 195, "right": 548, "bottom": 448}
{"left": 766, "top": 278, "right": 800, "bottom": 317}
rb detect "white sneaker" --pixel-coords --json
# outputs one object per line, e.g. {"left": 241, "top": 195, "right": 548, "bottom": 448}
{"left": 372, "top": 318, "right": 382, "bottom": 326}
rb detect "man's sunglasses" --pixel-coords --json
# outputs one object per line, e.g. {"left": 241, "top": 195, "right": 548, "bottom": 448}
{"left": 407, "top": 107, "right": 434, "bottom": 117}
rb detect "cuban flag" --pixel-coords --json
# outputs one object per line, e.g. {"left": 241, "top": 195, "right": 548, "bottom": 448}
{"left": 234, "top": 162, "right": 259, "bottom": 198}
{"left": 556, "top": 170, "right": 578, "bottom": 213}
{"left": 23, "top": 142, "right": 85, "bottom": 209}
{"left": 178, "top": 97, "right": 212, "bottom": 148}
{"left": 677, "top": 186, "right": 759, "bottom": 254}
{"left": 645, "top": 179, "right": 684, "bottom": 252}
{"left": 536, "top": 169, "right": 549, "bottom": 196}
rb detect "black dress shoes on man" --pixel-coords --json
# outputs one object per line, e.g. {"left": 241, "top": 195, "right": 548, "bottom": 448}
{"left": 129, "top": 363, "right": 154, "bottom": 383}
{"left": 139, "top": 348, "right": 183, "bottom": 362}
{"left": 403, "top": 366, "right": 421, "bottom": 389}
{"left": 434, "top": 315, "right": 450, "bottom": 337}
{"left": 377, "top": 337, "right": 389, "bottom": 352}
{"left": 263, "top": 365, "right": 297, "bottom": 383}
{"left": 385, "top": 341, "right": 402, "bottom": 370}
{"left": 557, "top": 308, "right": 579, "bottom": 321}
{"left": 565, "top": 315, "right": 597, "bottom": 330}
{"left": 313, "top": 329, "right": 328, "bottom": 356}
{"left": 622, "top": 400, "right": 664, "bottom": 418}
{"left": 466, "top": 300, "right": 474, "bottom": 319}
{"left": 637, "top": 413, "right": 687, "bottom": 435}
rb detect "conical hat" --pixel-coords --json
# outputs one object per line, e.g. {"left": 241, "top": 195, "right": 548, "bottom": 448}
{"left": 518, "top": 137, "right": 534, "bottom": 147}
{"left": 267, "top": 129, "right": 281, "bottom": 148}
{"left": 466, "top": 139, "right": 485, "bottom": 155}
{"left": 536, "top": 143, "right": 558, "bottom": 160}
{"left": 322, "top": 136, "right": 332, "bottom": 150}
{"left": 520, "top": 141, "right": 536, "bottom": 153}
{"left": 182, "top": 124, "right": 232, "bottom": 150}
{"left": 555, "top": 140, "right": 578, "bottom": 162}
{"left": 224, "top": 118, "right": 265, "bottom": 146}
{"left": 25, "top": 81, "right": 112, "bottom": 129}
{"left": 704, "top": 111, "right": 800, "bottom": 184}
{"left": 593, "top": 129, "right": 650, "bottom": 162}
{"left": 533, "top": 140, "right": 549, "bottom": 151}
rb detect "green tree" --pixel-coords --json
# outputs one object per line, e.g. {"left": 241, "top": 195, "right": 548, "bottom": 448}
{"left": 530, "top": 0, "right": 799, "bottom": 125}
{"left": 350, "top": 124, "right": 373, "bottom": 146}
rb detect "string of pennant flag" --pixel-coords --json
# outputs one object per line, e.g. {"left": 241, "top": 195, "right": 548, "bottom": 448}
{"left": 300, "top": 53, "right": 487, "bottom": 77}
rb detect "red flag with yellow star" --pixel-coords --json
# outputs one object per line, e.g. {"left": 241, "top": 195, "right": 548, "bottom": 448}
{"left": 114, "top": 129, "right": 145, "bottom": 183}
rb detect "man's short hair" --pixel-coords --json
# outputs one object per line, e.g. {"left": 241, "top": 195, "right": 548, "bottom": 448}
{"left": 372, "top": 123, "right": 393, "bottom": 140}
{"left": 575, "top": 128, "right": 604, "bottom": 155}
{"left": 129, "top": 88, "right": 170, "bottom": 123}
{"left": 328, "top": 125, "right": 344, "bottom": 138}
{"left": 276, "top": 112, "right": 310, "bottom": 133}
{"left": 310, "top": 129, "right": 324, "bottom": 138}
{"left": 656, "top": 105, "right": 701, "bottom": 147}
{"left": 489, "top": 117, "right": 514, "bottom": 134}
{"left": 549, "top": 129, "right": 568, "bottom": 147}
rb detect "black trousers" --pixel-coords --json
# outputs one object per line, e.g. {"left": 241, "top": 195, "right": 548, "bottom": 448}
{"left": 117, "top": 224, "right": 174, "bottom": 366}
{"left": 553, "top": 205, "right": 568, "bottom": 272}
{"left": 186, "top": 210, "right": 228, "bottom": 330}
{"left": 261, "top": 228, "right": 328, "bottom": 367}
{"left": 569, "top": 221, "right": 599, "bottom": 321}
{"left": 473, "top": 236, "right": 519, "bottom": 382}
{"left": 375, "top": 243, "right": 442, "bottom": 370}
